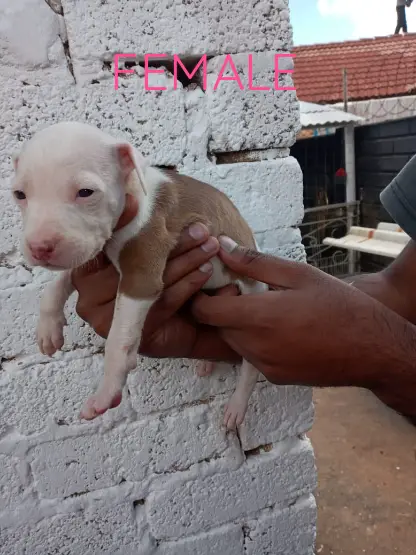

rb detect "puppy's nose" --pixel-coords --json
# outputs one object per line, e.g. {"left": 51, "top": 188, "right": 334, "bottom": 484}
{"left": 28, "top": 238, "right": 59, "bottom": 261}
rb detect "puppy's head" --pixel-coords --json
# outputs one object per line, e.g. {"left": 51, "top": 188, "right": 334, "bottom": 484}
{"left": 11, "top": 122, "right": 147, "bottom": 270}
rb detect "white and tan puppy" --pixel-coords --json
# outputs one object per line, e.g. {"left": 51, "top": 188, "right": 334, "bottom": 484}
{"left": 11, "top": 121, "right": 267, "bottom": 428}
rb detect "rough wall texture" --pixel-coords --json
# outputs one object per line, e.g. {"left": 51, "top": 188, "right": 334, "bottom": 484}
{"left": 0, "top": 1, "right": 316, "bottom": 554}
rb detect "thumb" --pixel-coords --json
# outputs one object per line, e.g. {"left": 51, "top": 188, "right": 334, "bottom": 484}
{"left": 217, "top": 236, "right": 308, "bottom": 289}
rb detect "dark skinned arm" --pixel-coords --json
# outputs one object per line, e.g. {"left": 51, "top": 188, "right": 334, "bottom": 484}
{"left": 345, "top": 241, "right": 416, "bottom": 325}
{"left": 191, "top": 238, "right": 416, "bottom": 424}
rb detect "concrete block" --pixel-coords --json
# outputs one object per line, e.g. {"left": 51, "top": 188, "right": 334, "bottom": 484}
{"left": 0, "top": 71, "right": 185, "bottom": 187}
{"left": 0, "top": 354, "right": 130, "bottom": 438}
{"left": 239, "top": 383, "right": 314, "bottom": 452}
{"left": 0, "top": 78, "right": 80, "bottom": 186}
{"left": 0, "top": 455, "right": 30, "bottom": 511}
{"left": 0, "top": 502, "right": 137, "bottom": 555}
{"left": 127, "top": 358, "right": 237, "bottom": 415}
{"left": 78, "top": 75, "right": 186, "bottom": 166}
{"left": 30, "top": 402, "right": 235, "bottom": 498}
{"left": 181, "top": 87, "right": 210, "bottom": 167}
{"left": 0, "top": 284, "right": 103, "bottom": 360}
{"left": 147, "top": 439, "right": 316, "bottom": 539}
{"left": 206, "top": 53, "right": 300, "bottom": 152}
{"left": 151, "top": 402, "right": 230, "bottom": 473}
{"left": 0, "top": 189, "right": 22, "bottom": 255}
{"left": 61, "top": 0, "right": 292, "bottom": 69}
{"left": 0, "top": 266, "right": 33, "bottom": 289}
{"left": 157, "top": 524, "right": 244, "bottom": 555}
{"left": 181, "top": 158, "right": 304, "bottom": 233}
{"left": 255, "top": 226, "right": 302, "bottom": 251}
{"left": 244, "top": 495, "right": 316, "bottom": 555}
{"left": 0, "top": 0, "right": 71, "bottom": 84}
{"left": 0, "top": 284, "right": 42, "bottom": 358}
{"left": 30, "top": 422, "right": 153, "bottom": 498}
{"left": 266, "top": 242, "right": 307, "bottom": 262}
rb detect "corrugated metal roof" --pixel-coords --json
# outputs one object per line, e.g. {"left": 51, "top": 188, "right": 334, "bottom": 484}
{"left": 300, "top": 101, "right": 364, "bottom": 128}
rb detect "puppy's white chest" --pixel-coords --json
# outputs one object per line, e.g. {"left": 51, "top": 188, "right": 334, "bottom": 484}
{"left": 104, "top": 218, "right": 144, "bottom": 275}
{"left": 104, "top": 242, "right": 121, "bottom": 273}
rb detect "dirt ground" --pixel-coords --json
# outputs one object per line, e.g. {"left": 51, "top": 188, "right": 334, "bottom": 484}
{"left": 308, "top": 387, "right": 416, "bottom": 555}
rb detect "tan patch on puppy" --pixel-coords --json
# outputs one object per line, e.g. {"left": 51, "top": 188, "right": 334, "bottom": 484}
{"left": 119, "top": 170, "right": 256, "bottom": 300}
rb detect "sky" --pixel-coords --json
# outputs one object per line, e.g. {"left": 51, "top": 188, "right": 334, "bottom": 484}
{"left": 289, "top": 0, "right": 416, "bottom": 45}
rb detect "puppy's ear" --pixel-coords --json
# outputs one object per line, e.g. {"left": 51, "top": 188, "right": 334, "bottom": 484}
{"left": 12, "top": 151, "right": 20, "bottom": 172}
{"left": 114, "top": 143, "right": 147, "bottom": 196}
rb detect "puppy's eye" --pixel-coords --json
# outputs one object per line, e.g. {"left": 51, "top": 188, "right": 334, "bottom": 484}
{"left": 13, "top": 190, "right": 26, "bottom": 200}
{"left": 77, "top": 189, "right": 94, "bottom": 198}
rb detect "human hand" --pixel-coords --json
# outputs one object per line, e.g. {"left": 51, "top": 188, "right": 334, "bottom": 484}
{"left": 192, "top": 236, "right": 416, "bottom": 391}
{"left": 72, "top": 198, "right": 241, "bottom": 362}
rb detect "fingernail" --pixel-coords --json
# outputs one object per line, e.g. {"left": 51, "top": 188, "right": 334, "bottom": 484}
{"left": 219, "top": 236, "right": 237, "bottom": 253}
{"left": 199, "top": 262, "right": 213, "bottom": 273}
{"left": 201, "top": 237, "right": 218, "bottom": 252}
{"left": 189, "top": 223, "right": 207, "bottom": 240}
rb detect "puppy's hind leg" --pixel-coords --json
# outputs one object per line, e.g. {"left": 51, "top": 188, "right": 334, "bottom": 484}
{"left": 224, "top": 359, "right": 260, "bottom": 430}
{"left": 223, "top": 279, "right": 268, "bottom": 431}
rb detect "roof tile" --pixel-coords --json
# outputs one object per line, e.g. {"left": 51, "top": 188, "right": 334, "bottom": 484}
{"left": 293, "top": 34, "right": 416, "bottom": 103}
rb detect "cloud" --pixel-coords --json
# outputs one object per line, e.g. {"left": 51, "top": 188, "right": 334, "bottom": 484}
{"left": 317, "top": 0, "right": 416, "bottom": 39}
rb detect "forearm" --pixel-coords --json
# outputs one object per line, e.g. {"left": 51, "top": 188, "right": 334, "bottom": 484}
{"left": 358, "top": 304, "right": 416, "bottom": 421}
{"left": 344, "top": 242, "right": 416, "bottom": 325}
{"left": 344, "top": 272, "right": 416, "bottom": 326}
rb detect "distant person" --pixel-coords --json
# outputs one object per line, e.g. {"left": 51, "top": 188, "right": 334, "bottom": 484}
{"left": 396, "top": 0, "right": 413, "bottom": 34}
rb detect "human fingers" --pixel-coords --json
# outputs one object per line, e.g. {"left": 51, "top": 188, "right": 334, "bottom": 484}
{"left": 152, "top": 264, "right": 214, "bottom": 320}
{"left": 164, "top": 235, "right": 219, "bottom": 287}
{"left": 217, "top": 236, "right": 312, "bottom": 289}
{"left": 76, "top": 302, "right": 114, "bottom": 339}
{"left": 74, "top": 264, "right": 119, "bottom": 314}
{"left": 71, "top": 253, "right": 111, "bottom": 284}
{"left": 192, "top": 289, "right": 270, "bottom": 328}
{"left": 168, "top": 223, "right": 212, "bottom": 259}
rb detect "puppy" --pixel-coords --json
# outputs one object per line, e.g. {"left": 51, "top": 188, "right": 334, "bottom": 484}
{"left": 11, "top": 122, "right": 267, "bottom": 429}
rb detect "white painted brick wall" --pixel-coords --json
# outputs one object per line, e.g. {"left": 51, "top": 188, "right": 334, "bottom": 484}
{"left": 157, "top": 525, "right": 244, "bottom": 555}
{"left": 181, "top": 158, "right": 304, "bottom": 233}
{"left": 0, "top": 501, "right": 139, "bottom": 555}
{"left": 244, "top": 495, "right": 317, "bottom": 555}
{"left": 0, "top": 74, "right": 186, "bottom": 185}
{"left": 0, "top": 0, "right": 316, "bottom": 553}
{"left": 147, "top": 439, "right": 316, "bottom": 539}
{"left": 61, "top": 0, "right": 293, "bottom": 79}
{"left": 205, "top": 53, "right": 300, "bottom": 152}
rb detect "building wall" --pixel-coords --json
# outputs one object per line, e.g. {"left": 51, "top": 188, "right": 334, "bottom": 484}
{"left": 0, "top": 1, "right": 316, "bottom": 553}
{"left": 355, "top": 117, "right": 416, "bottom": 271}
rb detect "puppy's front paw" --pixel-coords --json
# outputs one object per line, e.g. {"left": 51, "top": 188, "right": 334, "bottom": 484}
{"left": 223, "top": 393, "right": 249, "bottom": 431}
{"left": 37, "top": 313, "right": 66, "bottom": 356}
{"left": 80, "top": 383, "right": 122, "bottom": 421}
